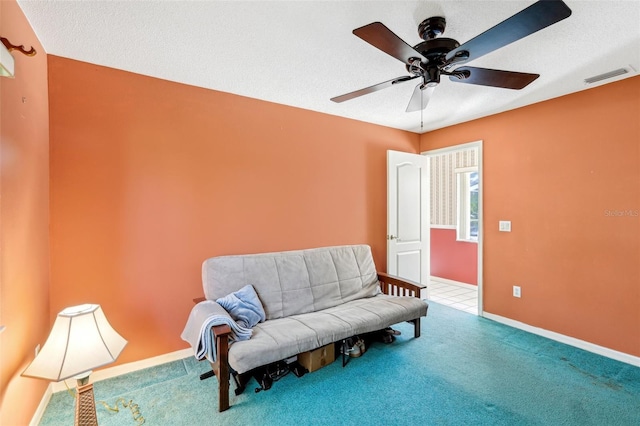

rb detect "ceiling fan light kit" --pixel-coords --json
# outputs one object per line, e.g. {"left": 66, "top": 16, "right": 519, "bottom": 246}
{"left": 331, "top": 0, "right": 572, "bottom": 114}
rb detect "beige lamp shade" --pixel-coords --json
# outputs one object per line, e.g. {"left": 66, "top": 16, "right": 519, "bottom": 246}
{"left": 22, "top": 304, "right": 127, "bottom": 381}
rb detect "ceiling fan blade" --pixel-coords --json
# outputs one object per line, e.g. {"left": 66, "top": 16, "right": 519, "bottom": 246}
{"left": 406, "top": 84, "right": 435, "bottom": 112}
{"left": 445, "top": 0, "right": 571, "bottom": 65}
{"left": 449, "top": 66, "right": 539, "bottom": 89}
{"left": 331, "top": 75, "right": 419, "bottom": 103}
{"left": 354, "top": 22, "right": 427, "bottom": 64}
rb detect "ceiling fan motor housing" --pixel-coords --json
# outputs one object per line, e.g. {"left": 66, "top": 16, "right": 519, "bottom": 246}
{"left": 413, "top": 38, "right": 460, "bottom": 63}
{"left": 408, "top": 37, "right": 461, "bottom": 85}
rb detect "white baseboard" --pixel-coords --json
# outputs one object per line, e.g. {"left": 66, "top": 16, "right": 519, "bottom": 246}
{"left": 31, "top": 348, "right": 194, "bottom": 425}
{"left": 430, "top": 276, "right": 477, "bottom": 290}
{"left": 50, "top": 347, "right": 193, "bottom": 393}
{"left": 483, "top": 312, "right": 640, "bottom": 368}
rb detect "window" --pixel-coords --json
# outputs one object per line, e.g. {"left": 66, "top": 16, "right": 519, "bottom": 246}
{"left": 456, "top": 169, "right": 479, "bottom": 242}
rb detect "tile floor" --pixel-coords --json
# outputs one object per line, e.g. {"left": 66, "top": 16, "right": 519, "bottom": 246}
{"left": 427, "top": 279, "right": 478, "bottom": 315}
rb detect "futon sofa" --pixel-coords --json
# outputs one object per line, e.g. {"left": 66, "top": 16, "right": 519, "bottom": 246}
{"left": 182, "top": 245, "right": 428, "bottom": 411}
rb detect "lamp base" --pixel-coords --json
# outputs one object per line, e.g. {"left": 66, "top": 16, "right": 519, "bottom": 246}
{"left": 75, "top": 382, "right": 98, "bottom": 426}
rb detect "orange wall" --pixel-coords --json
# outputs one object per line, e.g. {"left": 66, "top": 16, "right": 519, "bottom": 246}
{"left": 0, "top": 1, "right": 51, "bottom": 424}
{"left": 47, "top": 56, "right": 419, "bottom": 364}
{"left": 421, "top": 76, "right": 640, "bottom": 357}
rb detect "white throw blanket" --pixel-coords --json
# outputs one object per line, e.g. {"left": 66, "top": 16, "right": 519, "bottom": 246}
{"left": 181, "top": 300, "right": 253, "bottom": 363}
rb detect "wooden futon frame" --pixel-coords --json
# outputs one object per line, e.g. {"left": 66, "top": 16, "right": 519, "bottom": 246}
{"left": 194, "top": 272, "right": 425, "bottom": 412}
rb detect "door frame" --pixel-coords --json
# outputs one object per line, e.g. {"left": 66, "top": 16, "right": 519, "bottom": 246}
{"left": 422, "top": 140, "right": 484, "bottom": 316}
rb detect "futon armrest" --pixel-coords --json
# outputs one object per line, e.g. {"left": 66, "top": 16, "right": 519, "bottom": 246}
{"left": 190, "top": 296, "right": 232, "bottom": 412}
{"left": 377, "top": 272, "right": 425, "bottom": 298}
{"left": 192, "top": 297, "right": 233, "bottom": 337}
{"left": 212, "top": 324, "right": 232, "bottom": 337}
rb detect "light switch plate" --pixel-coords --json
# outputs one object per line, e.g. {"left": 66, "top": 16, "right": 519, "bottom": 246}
{"left": 499, "top": 221, "right": 511, "bottom": 232}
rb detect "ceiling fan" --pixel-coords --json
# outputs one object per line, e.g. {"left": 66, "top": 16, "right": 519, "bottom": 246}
{"left": 331, "top": 0, "right": 572, "bottom": 112}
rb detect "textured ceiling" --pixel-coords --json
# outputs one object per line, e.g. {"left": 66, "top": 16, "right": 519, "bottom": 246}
{"left": 17, "top": 0, "right": 640, "bottom": 133}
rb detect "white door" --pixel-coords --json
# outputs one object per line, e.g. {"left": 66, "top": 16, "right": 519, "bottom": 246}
{"left": 387, "top": 150, "right": 430, "bottom": 286}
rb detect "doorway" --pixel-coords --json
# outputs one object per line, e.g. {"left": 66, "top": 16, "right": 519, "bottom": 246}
{"left": 423, "top": 141, "right": 483, "bottom": 316}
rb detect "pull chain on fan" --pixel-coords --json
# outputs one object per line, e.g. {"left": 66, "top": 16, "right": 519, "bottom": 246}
{"left": 420, "top": 88, "right": 423, "bottom": 131}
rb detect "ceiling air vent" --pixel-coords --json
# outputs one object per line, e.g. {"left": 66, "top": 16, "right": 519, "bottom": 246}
{"left": 584, "top": 68, "right": 629, "bottom": 84}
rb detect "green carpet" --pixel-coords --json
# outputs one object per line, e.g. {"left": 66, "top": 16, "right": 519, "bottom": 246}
{"left": 39, "top": 302, "right": 640, "bottom": 425}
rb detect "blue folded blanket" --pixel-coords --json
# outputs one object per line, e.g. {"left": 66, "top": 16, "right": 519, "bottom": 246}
{"left": 181, "top": 285, "right": 266, "bottom": 363}
{"left": 216, "top": 284, "right": 266, "bottom": 329}
{"left": 181, "top": 300, "right": 253, "bottom": 363}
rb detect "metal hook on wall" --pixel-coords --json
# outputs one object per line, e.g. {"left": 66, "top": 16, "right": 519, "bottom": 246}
{"left": 1, "top": 37, "right": 37, "bottom": 57}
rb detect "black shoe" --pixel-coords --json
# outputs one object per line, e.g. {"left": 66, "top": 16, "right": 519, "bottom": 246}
{"left": 380, "top": 333, "right": 395, "bottom": 344}
{"left": 289, "top": 361, "right": 308, "bottom": 378}
{"left": 385, "top": 327, "right": 401, "bottom": 336}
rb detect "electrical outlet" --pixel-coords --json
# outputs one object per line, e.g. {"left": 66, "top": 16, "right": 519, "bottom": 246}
{"left": 513, "top": 286, "right": 521, "bottom": 298}
{"left": 35, "top": 344, "right": 40, "bottom": 357}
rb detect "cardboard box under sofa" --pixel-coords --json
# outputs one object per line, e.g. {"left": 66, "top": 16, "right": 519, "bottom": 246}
{"left": 298, "top": 343, "right": 335, "bottom": 372}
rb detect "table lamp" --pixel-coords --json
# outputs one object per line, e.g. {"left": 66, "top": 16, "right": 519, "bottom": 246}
{"left": 22, "top": 304, "right": 127, "bottom": 426}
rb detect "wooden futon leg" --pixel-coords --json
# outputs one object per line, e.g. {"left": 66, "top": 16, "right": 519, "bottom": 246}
{"left": 377, "top": 272, "right": 426, "bottom": 340}
{"left": 411, "top": 317, "right": 421, "bottom": 338}
{"left": 204, "top": 324, "right": 232, "bottom": 412}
